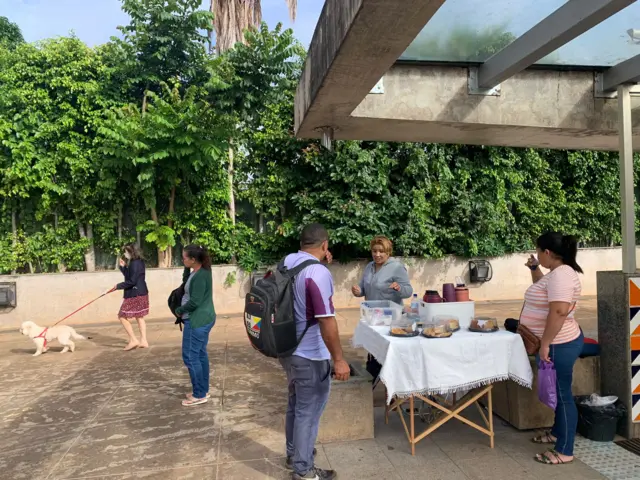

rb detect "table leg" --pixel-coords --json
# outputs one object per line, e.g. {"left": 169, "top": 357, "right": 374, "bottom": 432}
{"left": 488, "top": 386, "right": 494, "bottom": 448}
{"left": 384, "top": 385, "right": 389, "bottom": 424}
{"left": 410, "top": 395, "right": 415, "bottom": 456}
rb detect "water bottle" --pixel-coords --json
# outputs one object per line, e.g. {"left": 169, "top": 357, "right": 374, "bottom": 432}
{"left": 410, "top": 294, "right": 420, "bottom": 315}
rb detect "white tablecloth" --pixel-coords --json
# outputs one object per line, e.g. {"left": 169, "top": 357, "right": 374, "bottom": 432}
{"left": 352, "top": 322, "right": 533, "bottom": 404}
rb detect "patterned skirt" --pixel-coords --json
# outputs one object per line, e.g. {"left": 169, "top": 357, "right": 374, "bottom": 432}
{"left": 118, "top": 295, "right": 150, "bottom": 319}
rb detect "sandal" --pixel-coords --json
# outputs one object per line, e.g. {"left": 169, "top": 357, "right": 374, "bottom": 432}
{"left": 531, "top": 431, "right": 556, "bottom": 444}
{"left": 534, "top": 450, "right": 574, "bottom": 465}
{"left": 181, "top": 397, "right": 208, "bottom": 407}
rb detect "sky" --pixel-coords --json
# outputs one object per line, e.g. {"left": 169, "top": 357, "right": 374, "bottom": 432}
{"left": 0, "top": 0, "right": 324, "bottom": 48}
{"left": 1, "top": 0, "right": 640, "bottom": 66}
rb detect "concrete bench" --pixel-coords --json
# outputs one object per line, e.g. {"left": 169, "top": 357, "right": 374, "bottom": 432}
{"left": 318, "top": 362, "right": 375, "bottom": 443}
{"left": 489, "top": 356, "right": 600, "bottom": 430}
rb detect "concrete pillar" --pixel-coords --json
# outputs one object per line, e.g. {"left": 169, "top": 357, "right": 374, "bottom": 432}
{"left": 597, "top": 271, "right": 640, "bottom": 438}
{"left": 618, "top": 84, "right": 636, "bottom": 274}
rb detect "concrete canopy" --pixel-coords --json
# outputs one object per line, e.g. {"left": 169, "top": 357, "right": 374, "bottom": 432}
{"left": 295, "top": 0, "right": 640, "bottom": 151}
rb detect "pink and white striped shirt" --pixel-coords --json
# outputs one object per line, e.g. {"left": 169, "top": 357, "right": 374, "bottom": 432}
{"left": 520, "top": 264, "right": 581, "bottom": 344}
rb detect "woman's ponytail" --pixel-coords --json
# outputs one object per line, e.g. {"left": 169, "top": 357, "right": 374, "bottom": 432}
{"left": 560, "top": 235, "right": 583, "bottom": 273}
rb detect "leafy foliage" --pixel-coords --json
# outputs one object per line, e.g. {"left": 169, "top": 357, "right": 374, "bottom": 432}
{"left": 0, "top": 16, "right": 24, "bottom": 49}
{"left": 0, "top": 3, "right": 633, "bottom": 275}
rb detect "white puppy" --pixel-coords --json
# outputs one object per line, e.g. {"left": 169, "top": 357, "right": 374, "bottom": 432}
{"left": 19, "top": 321, "right": 86, "bottom": 356}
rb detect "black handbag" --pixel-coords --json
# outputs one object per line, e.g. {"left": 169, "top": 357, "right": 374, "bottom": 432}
{"left": 365, "top": 354, "right": 382, "bottom": 388}
{"left": 167, "top": 283, "right": 185, "bottom": 330}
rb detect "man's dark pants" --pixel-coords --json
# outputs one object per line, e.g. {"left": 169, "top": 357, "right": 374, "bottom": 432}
{"left": 279, "top": 355, "right": 331, "bottom": 475}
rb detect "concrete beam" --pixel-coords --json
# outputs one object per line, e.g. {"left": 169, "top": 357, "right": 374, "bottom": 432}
{"left": 294, "top": 0, "right": 446, "bottom": 137}
{"left": 321, "top": 64, "right": 640, "bottom": 151}
{"left": 478, "top": 0, "right": 636, "bottom": 89}
{"left": 603, "top": 54, "right": 640, "bottom": 92}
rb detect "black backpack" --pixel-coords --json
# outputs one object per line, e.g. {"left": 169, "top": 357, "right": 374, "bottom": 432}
{"left": 168, "top": 283, "right": 185, "bottom": 330}
{"left": 244, "top": 258, "right": 319, "bottom": 358}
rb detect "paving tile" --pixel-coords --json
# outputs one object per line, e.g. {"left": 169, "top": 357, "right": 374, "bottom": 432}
{"left": 224, "top": 345, "right": 281, "bottom": 377}
{"left": 455, "top": 456, "right": 537, "bottom": 480}
{"left": 218, "top": 460, "right": 274, "bottom": 479}
{"left": 218, "top": 408, "right": 286, "bottom": 463}
{"left": 323, "top": 439, "right": 400, "bottom": 479}
{"left": 0, "top": 393, "right": 44, "bottom": 423}
{"left": 0, "top": 436, "right": 79, "bottom": 480}
{"left": 394, "top": 460, "right": 470, "bottom": 480}
{"left": 0, "top": 420, "right": 85, "bottom": 453}
{"left": 93, "top": 380, "right": 223, "bottom": 421}
{"left": 48, "top": 411, "right": 220, "bottom": 479}
{"left": 8, "top": 384, "right": 118, "bottom": 427}
{"left": 67, "top": 466, "right": 219, "bottom": 479}
{"left": 222, "top": 373, "right": 288, "bottom": 410}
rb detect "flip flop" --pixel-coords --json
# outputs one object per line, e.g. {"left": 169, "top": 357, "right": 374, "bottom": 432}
{"left": 534, "top": 450, "right": 574, "bottom": 465}
{"left": 182, "top": 397, "right": 208, "bottom": 407}
{"left": 531, "top": 431, "right": 556, "bottom": 444}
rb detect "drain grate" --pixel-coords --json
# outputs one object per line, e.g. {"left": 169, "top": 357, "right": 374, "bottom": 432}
{"left": 615, "top": 439, "right": 640, "bottom": 457}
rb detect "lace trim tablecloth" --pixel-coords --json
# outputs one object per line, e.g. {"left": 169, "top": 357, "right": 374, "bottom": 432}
{"left": 352, "top": 322, "right": 533, "bottom": 404}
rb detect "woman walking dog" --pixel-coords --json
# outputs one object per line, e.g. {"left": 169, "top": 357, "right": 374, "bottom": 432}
{"left": 114, "top": 243, "right": 150, "bottom": 351}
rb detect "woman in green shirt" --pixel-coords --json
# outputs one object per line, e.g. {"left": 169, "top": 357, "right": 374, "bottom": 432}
{"left": 176, "top": 245, "right": 216, "bottom": 407}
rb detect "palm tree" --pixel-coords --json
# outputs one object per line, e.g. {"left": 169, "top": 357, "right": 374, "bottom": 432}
{"left": 211, "top": 0, "right": 297, "bottom": 53}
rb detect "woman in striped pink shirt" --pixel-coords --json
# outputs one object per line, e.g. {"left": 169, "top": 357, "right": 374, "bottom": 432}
{"left": 522, "top": 233, "right": 584, "bottom": 466}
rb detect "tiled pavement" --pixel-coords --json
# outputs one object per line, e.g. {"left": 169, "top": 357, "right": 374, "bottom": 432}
{"left": 0, "top": 298, "right": 620, "bottom": 480}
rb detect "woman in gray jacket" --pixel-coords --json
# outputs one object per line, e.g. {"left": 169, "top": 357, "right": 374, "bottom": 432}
{"left": 352, "top": 236, "right": 413, "bottom": 305}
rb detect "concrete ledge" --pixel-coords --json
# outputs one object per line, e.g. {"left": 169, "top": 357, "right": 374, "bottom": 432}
{"left": 490, "top": 356, "right": 600, "bottom": 430}
{"left": 318, "top": 362, "right": 374, "bottom": 443}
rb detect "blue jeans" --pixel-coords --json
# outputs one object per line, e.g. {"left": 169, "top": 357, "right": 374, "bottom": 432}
{"left": 182, "top": 320, "right": 214, "bottom": 399}
{"left": 280, "top": 355, "right": 331, "bottom": 475}
{"left": 539, "top": 331, "right": 584, "bottom": 456}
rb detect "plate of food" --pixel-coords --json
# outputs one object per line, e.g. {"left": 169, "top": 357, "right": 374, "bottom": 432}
{"left": 389, "top": 327, "right": 420, "bottom": 337}
{"left": 469, "top": 317, "right": 499, "bottom": 333}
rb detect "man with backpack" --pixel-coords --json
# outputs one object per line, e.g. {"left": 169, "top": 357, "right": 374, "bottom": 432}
{"left": 280, "top": 223, "right": 350, "bottom": 480}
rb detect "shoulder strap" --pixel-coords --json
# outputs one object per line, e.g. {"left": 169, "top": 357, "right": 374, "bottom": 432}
{"left": 278, "top": 258, "right": 321, "bottom": 278}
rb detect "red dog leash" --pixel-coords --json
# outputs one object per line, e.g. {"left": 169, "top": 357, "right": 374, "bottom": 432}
{"left": 35, "top": 287, "right": 117, "bottom": 346}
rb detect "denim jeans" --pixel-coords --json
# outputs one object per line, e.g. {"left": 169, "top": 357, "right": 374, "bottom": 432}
{"left": 182, "top": 320, "right": 214, "bottom": 399}
{"left": 539, "top": 331, "right": 584, "bottom": 456}
{"left": 279, "top": 355, "right": 331, "bottom": 475}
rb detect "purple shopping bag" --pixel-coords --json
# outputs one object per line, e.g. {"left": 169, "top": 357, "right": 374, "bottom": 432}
{"left": 537, "top": 360, "right": 557, "bottom": 410}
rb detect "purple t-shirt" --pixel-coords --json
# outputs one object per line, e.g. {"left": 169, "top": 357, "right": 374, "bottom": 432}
{"left": 283, "top": 251, "right": 335, "bottom": 361}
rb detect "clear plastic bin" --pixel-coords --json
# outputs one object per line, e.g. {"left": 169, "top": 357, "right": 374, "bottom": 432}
{"left": 360, "top": 300, "right": 404, "bottom": 326}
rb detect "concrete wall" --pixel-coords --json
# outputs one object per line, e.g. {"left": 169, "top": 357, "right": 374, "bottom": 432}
{"left": 0, "top": 247, "right": 628, "bottom": 330}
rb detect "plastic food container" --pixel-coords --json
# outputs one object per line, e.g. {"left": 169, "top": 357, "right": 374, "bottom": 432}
{"left": 389, "top": 313, "right": 419, "bottom": 337}
{"left": 360, "top": 300, "right": 403, "bottom": 326}
{"left": 469, "top": 316, "right": 499, "bottom": 332}
{"left": 433, "top": 314, "right": 460, "bottom": 332}
{"left": 422, "top": 318, "right": 452, "bottom": 338}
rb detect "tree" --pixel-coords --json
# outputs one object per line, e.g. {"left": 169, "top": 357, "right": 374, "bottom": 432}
{"left": 211, "top": 0, "right": 297, "bottom": 246}
{"left": 99, "top": 81, "right": 232, "bottom": 267}
{"left": 0, "top": 37, "right": 114, "bottom": 272}
{"left": 211, "top": 0, "right": 297, "bottom": 53}
{"left": 0, "top": 16, "right": 24, "bottom": 49}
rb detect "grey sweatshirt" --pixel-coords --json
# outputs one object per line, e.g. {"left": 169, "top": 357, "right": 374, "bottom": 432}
{"left": 355, "top": 258, "right": 413, "bottom": 305}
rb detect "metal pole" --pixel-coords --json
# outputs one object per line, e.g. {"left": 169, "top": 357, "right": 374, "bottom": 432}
{"left": 618, "top": 84, "right": 636, "bottom": 274}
